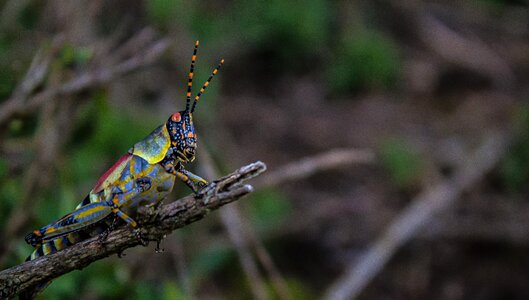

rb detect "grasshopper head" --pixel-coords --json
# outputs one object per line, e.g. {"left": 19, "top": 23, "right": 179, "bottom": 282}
{"left": 167, "top": 111, "right": 197, "bottom": 162}
{"left": 167, "top": 40, "right": 224, "bottom": 164}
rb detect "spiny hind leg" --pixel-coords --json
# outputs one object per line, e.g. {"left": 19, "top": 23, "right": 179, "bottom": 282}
{"left": 25, "top": 202, "right": 113, "bottom": 247}
{"left": 112, "top": 208, "right": 147, "bottom": 246}
{"left": 107, "top": 177, "right": 150, "bottom": 221}
{"left": 98, "top": 204, "right": 147, "bottom": 246}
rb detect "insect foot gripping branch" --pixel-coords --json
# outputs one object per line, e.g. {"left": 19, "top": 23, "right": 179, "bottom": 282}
{"left": 20, "top": 40, "right": 224, "bottom": 300}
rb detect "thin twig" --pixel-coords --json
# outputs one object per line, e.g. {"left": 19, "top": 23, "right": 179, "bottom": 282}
{"left": 220, "top": 205, "right": 270, "bottom": 300}
{"left": 170, "top": 233, "right": 194, "bottom": 300}
{"left": 199, "top": 152, "right": 271, "bottom": 300}
{"left": 323, "top": 132, "right": 511, "bottom": 300}
{"left": 0, "top": 37, "right": 170, "bottom": 127}
{"left": 201, "top": 143, "right": 297, "bottom": 300}
{"left": 0, "top": 161, "right": 266, "bottom": 299}
{"left": 249, "top": 230, "right": 292, "bottom": 300}
{"left": 254, "top": 148, "right": 375, "bottom": 189}
{"left": 387, "top": 0, "right": 514, "bottom": 90}
{"left": 0, "top": 38, "right": 62, "bottom": 138}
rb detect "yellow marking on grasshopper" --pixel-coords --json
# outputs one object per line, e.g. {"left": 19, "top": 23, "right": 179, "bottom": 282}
{"left": 76, "top": 204, "right": 109, "bottom": 219}
{"left": 45, "top": 227, "right": 56, "bottom": 234}
{"left": 54, "top": 237, "right": 64, "bottom": 250}
{"left": 42, "top": 243, "right": 52, "bottom": 255}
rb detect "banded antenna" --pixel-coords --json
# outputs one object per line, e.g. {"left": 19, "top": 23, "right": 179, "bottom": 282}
{"left": 185, "top": 40, "right": 200, "bottom": 112}
{"left": 191, "top": 58, "right": 225, "bottom": 113}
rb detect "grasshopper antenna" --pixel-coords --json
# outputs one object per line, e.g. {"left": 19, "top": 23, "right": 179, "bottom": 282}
{"left": 191, "top": 58, "right": 224, "bottom": 113}
{"left": 185, "top": 40, "right": 199, "bottom": 113}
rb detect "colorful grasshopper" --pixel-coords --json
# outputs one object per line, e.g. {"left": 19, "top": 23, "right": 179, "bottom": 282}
{"left": 21, "top": 41, "right": 223, "bottom": 298}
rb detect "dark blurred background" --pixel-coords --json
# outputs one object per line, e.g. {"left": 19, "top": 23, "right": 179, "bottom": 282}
{"left": 1, "top": 0, "right": 529, "bottom": 299}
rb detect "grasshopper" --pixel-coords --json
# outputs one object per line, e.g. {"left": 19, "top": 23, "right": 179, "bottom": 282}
{"left": 21, "top": 41, "right": 223, "bottom": 298}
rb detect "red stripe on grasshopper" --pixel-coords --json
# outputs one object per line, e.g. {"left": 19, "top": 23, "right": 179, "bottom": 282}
{"left": 92, "top": 153, "right": 132, "bottom": 193}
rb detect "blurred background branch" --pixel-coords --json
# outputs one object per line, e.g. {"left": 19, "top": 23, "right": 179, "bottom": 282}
{"left": 0, "top": 29, "right": 170, "bottom": 129}
{"left": 324, "top": 131, "right": 512, "bottom": 300}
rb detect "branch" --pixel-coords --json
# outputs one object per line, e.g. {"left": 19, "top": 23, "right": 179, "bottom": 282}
{"left": 254, "top": 148, "right": 375, "bottom": 188}
{"left": 386, "top": 1, "right": 514, "bottom": 90}
{"left": 323, "top": 132, "right": 511, "bottom": 300}
{"left": 199, "top": 151, "right": 271, "bottom": 300}
{"left": 0, "top": 161, "right": 266, "bottom": 299}
{"left": 0, "top": 33, "right": 170, "bottom": 128}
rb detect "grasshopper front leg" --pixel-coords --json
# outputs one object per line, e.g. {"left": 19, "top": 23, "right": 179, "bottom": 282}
{"left": 175, "top": 165, "right": 208, "bottom": 194}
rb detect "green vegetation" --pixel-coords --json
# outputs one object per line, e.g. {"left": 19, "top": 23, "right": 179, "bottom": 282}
{"left": 248, "top": 188, "right": 292, "bottom": 232}
{"left": 379, "top": 139, "right": 424, "bottom": 188}
{"left": 234, "top": 0, "right": 330, "bottom": 60}
{"left": 329, "top": 30, "right": 400, "bottom": 93}
{"left": 57, "top": 44, "right": 92, "bottom": 68}
{"left": 501, "top": 104, "right": 529, "bottom": 192}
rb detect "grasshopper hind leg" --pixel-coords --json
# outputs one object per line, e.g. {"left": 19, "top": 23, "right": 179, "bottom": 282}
{"left": 24, "top": 202, "right": 114, "bottom": 247}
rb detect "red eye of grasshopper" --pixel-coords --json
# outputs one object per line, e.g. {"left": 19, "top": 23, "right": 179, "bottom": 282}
{"left": 171, "top": 112, "right": 181, "bottom": 122}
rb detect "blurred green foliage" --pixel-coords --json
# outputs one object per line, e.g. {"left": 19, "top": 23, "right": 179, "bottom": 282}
{"left": 39, "top": 260, "right": 126, "bottom": 299}
{"left": 0, "top": 66, "right": 16, "bottom": 101}
{"left": 0, "top": 36, "right": 17, "bottom": 101}
{"left": 133, "top": 282, "right": 158, "bottom": 299}
{"left": 161, "top": 280, "right": 186, "bottom": 300}
{"left": 501, "top": 104, "right": 529, "bottom": 192}
{"left": 248, "top": 188, "right": 292, "bottom": 232}
{"left": 477, "top": 0, "right": 510, "bottom": 9}
{"left": 147, "top": 0, "right": 331, "bottom": 71}
{"left": 147, "top": 0, "right": 181, "bottom": 26}
{"left": 233, "top": 0, "right": 330, "bottom": 59}
{"left": 189, "top": 245, "right": 236, "bottom": 282}
{"left": 7, "top": 117, "right": 38, "bottom": 138}
{"left": 282, "top": 279, "right": 315, "bottom": 300}
{"left": 57, "top": 44, "right": 92, "bottom": 69}
{"left": 0, "top": 176, "right": 19, "bottom": 229}
{"left": 328, "top": 31, "right": 400, "bottom": 93}
{"left": 19, "top": 2, "right": 42, "bottom": 30}
{"left": 379, "top": 139, "right": 423, "bottom": 188}
{"left": 0, "top": 158, "right": 7, "bottom": 178}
